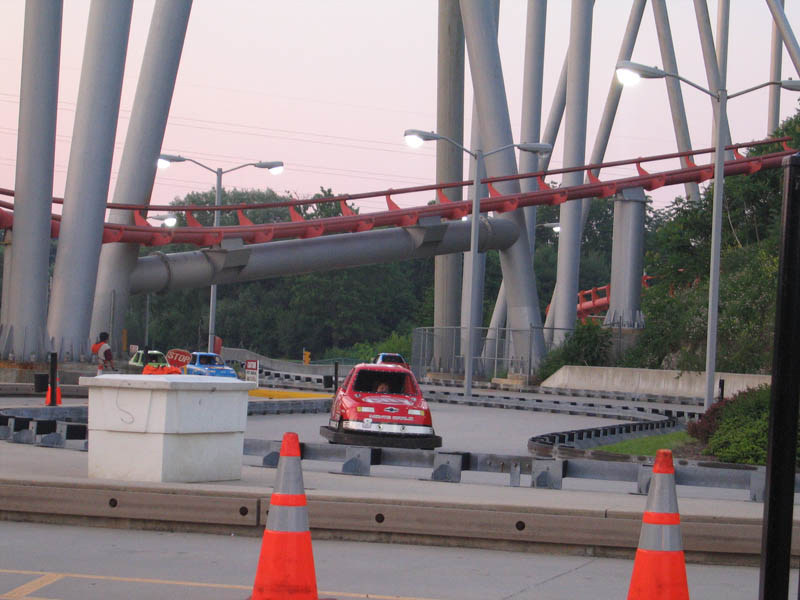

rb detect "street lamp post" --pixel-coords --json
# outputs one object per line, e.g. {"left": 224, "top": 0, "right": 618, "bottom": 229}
{"left": 616, "top": 60, "right": 800, "bottom": 412}
{"left": 158, "top": 154, "right": 284, "bottom": 352}
{"left": 404, "top": 129, "right": 551, "bottom": 397}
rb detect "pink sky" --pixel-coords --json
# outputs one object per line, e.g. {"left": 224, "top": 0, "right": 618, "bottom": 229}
{"left": 1, "top": 1, "right": 799, "bottom": 216}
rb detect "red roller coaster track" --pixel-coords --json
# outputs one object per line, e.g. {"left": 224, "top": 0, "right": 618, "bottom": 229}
{"left": 0, "top": 137, "right": 793, "bottom": 248}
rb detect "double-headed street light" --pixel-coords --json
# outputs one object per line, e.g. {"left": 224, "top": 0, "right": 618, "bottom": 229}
{"left": 404, "top": 129, "right": 551, "bottom": 397}
{"left": 158, "top": 154, "right": 284, "bottom": 353}
{"left": 616, "top": 60, "right": 800, "bottom": 412}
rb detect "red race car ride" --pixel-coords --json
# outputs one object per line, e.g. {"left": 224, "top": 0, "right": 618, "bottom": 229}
{"left": 320, "top": 363, "right": 441, "bottom": 449}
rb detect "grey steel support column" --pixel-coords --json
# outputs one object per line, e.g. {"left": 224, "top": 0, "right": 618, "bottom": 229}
{"left": 520, "top": 0, "right": 547, "bottom": 245}
{"left": 651, "top": 0, "right": 700, "bottom": 203}
{"left": 90, "top": 0, "right": 192, "bottom": 355}
{"left": 460, "top": 1, "right": 495, "bottom": 379}
{"left": 604, "top": 187, "right": 645, "bottom": 329}
{"left": 765, "top": 0, "right": 800, "bottom": 82}
{"left": 714, "top": 0, "right": 732, "bottom": 160}
{"left": 459, "top": 0, "right": 546, "bottom": 366}
{"left": 587, "top": 0, "right": 645, "bottom": 181}
{"left": 546, "top": 0, "right": 637, "bottom": 341}
{"left": 487, "top": 0, "right": 545, "bottom": 370}
{"left": 693, "top": 0, "right": 732, "bottom": 158}
{"left": 483, "top": 280, "right": 507, "bottom": 364}
{"left": 715, "top": 0, "right": 730, "bottom": 88}
{"left": 768, "top": 0, "right": 785, "bottom": 134}
{"left": 47, "top": 0, "right": 132, "bottom": 361}
{"left": 130, "top": 219, "right": 520, "bottom": 294}
{"left": 1, "top": 234, "right": 13, "bottom": 331}
{"left": 0, "top": 2, "right": 62, "bottom": 362}
{"left": 552, "top": 0, "right": 593, "bottom": 345}
{"left": 433, "top": 0, "right": 464, "bottom": 374}
{"left": 489, "top": 4, "right": 559, "bottom": 348}
{"left": 541, "top": 56, "right": 569, "bottom": 341}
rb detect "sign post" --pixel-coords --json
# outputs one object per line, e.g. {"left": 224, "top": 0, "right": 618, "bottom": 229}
{"left": 245, "top": 360, "right": 259, "bottom": 385}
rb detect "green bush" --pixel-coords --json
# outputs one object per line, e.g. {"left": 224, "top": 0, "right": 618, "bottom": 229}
{"left": 687, "top": 396, "right": 734, "bottom": 444}
{"left": 322, "top": 330, "right": 412, "bottom": 364}
{"left": 703, "top": 385, "right": 800, "bottom": 465}
{"left": 536, "top": 320, "right": 612, "bottom": 382}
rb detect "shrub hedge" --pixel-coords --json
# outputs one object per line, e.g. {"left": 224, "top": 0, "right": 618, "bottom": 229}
{"left": 689, "top": 385, "right": 799, "bottom": 466}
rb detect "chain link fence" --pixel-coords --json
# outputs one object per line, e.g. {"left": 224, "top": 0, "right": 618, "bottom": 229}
{"left": 411, "top": 322, "right": 635, "bottom": 384}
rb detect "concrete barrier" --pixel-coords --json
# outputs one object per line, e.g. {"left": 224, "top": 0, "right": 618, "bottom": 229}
{"left": 81, "top": 374, "right": 256, "bottom": 483}
{"left": 541, "top": 366, "right": 770, "bottom": 399}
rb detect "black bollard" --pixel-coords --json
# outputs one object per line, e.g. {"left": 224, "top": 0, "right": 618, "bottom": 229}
{"left": 758, "top": 153, "right": 800, "bottom": 600}
{"left": 334, "top": 361, "right": 339, "bottom": 391}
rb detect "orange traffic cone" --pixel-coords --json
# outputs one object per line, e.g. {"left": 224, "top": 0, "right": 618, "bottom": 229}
{"left": 45, "top": 385, "right": 62, "bottom": 406}
{"left": 627, "top": 449, "right": 689, "bottom": 600}
{"left": 251, "top": 432, "right": 319, "bottom": 600}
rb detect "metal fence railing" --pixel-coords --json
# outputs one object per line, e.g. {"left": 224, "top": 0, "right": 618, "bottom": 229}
{"left": 411, "top": 323, "right": 635, "bottom": 383}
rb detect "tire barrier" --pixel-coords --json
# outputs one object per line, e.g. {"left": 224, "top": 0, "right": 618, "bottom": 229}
{"left": 528, "top": 418, "right": 682, "bottom": 452}
{"left": 6, "top": 396, "right": 788, "bottom": 502}
{"left": 243, "top": 438, "right": 794, "bottom": 501}
{"left": 0, "top": 398, "right": 332, "bottom": 447}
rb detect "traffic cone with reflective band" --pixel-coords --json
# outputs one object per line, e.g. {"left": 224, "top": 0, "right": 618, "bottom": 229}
{"left": 45, "top": 385, "right": 61, "bottom": 406}
{"left": 627, "top": 449, "right": 689, "bottom": 600}
{"left": 250, "top": 432, "right": 319, "bottom": 600}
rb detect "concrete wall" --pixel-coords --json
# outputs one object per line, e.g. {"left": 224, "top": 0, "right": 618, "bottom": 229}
{"left": 541, "top": 365, "right": 770, "bottom": 399}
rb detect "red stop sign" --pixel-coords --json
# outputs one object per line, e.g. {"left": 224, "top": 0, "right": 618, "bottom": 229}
{"left": 166, "top": 348, "right": 192, "bottom": 368}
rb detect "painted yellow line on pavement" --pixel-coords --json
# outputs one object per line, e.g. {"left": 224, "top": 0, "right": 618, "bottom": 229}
{"left": 0, "top": 569, "right": 245, "bottom": 591}
{"left": 325, "top": 592, "right": 443, "bottom": 600}
{"left": 249, "top": 388, "right": 331, "bottom": 399}
{"left": 0, "top": 570, "right": 443, "bottom": 600}
{"left": 1, "top": 572, "right": 63, "bottom": 599}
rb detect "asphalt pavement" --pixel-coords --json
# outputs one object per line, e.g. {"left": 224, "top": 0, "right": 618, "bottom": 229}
{"left": 2, "top": 521, "right": 795, "bottom": 600}
{"left": 1, "top": 390, "right": 797, "bottom": 600}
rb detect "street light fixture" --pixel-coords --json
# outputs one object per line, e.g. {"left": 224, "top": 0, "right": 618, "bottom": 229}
{"left": 616, "top": 60, "right": 800, "bottom": 412}
{"left": 404, "top": 129, "right": 552, "bottom": 397}
{"left": 540, "top": 222, "right": 561, "bottom": 233}
{"left": 157, "top": 153, "right": 284, "bottom": 353}
{"left": 149, "top": 213, "right": 178, "bottom": 227}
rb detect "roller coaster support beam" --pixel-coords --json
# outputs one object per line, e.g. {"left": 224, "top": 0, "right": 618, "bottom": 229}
{"left": 459, "top": 1, "right": 496, "bottom": 384}
{"left": 91, "top": 0, "right": 193, "bottom": 356}
{"left": 651, "top": 0, "right": 701, "bottom": 204}
{"left": 551, "top": 0, "right": 592, "bottom": 346}
{"left": 0, "top": 2, "right": 62, "bottom": 361}
{"left": 460, "top": 0, "right": 546, "bottom": 370}
{"left": 767, "top": 0, "right": 785, "bottom": 135}
{"left": 432, "top": 0, "right": 465, "bottom": 374}
{"left": 604, "top": 187, "right": 645, "bottom": 329}
{"left": 46, "top": 0, "right": 133, "bottom": 362}
{"left": 542, "top": 0, "right": 645, "bottom": 343}
{"left": 129, "top": 219, "right": 519, "bottom": 295}
{"left": 765, "top": 0, "right": 800, "bottom": 80}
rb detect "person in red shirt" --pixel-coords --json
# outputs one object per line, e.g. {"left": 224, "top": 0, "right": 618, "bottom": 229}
{"left": 91, "top": 332, "right": 114, "bottom": 374}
